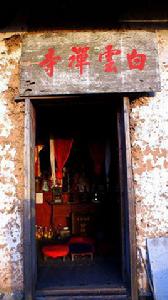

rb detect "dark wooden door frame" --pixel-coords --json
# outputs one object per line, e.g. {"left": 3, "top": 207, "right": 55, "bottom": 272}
{"left": 24, "top": 98, "right": 36, "bottom": 300}
{"left": 23, "top": 96, "right": 138, "bottom": 300}
{"left": 120, "top": 97, "right": 138, "bottom": 300}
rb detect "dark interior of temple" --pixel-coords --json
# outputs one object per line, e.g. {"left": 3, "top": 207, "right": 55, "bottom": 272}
{"left": 34, "top": 96, "right": 123, "bottom": 289}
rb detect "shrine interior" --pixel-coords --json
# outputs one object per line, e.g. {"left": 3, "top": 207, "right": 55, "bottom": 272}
{"left": 34, "top": 95, "right": 124, "bottom": 289}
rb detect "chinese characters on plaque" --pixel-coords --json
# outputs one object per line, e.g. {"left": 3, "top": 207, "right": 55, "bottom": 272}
{"left": 39, "top": 45, "right": 147, "bottom": 77}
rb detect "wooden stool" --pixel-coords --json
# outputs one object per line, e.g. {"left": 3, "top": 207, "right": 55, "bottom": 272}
{"left": 68, "top": 237, "right": 95, "bottom": 261}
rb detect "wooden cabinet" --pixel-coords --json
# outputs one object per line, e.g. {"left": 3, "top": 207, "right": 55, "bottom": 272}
{"left": 71, "top": 209, "right": 98, "bottom": 236}
{"left": 36, "top": 192, "right": 101, "bottom": 237}
{"left": 71, "top": 203, "right": 100, "bottom": 236}
{"left": 53, "top": 203, "right": 100, "bottom": 236}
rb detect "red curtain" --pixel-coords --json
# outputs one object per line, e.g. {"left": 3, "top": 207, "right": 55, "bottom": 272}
{"left": 89, "top": 142, "right": 105, "bottom": 175}
{"left": 54, "top": 139, "right": 73, "bottom": 182}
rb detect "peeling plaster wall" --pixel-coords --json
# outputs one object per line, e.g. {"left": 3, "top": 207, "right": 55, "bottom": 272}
{"left": 0, "top": 33, "right": 24, "bottom": 299}
{"left": 130, "top": 30, "right": 168, "bottom": 294}
{"left": 0, "top": 29, "right": 168, "bottom": 299}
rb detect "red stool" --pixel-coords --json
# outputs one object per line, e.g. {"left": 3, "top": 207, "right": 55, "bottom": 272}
{"left": 42, "top": 244, "right": 69, "bottom": 261}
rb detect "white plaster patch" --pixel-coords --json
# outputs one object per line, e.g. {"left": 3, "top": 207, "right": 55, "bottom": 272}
{"left": 131, "top": 96, "right": 168, "bottom": 150}
{"left": 0, "top": 38, "right": 21, "bottom": 94}
{"left": 0, "top": 141, "right": 22, "bottom": 286}
{"left": 0, "top": 145, "right": 17, "bottom": 184}
{"left": 0, "top": 99, "right": 13, "bottom": 137}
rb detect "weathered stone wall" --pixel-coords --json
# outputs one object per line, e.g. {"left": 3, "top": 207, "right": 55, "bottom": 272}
{"left": 0, "top": 33, "right": 24, "bottom": 299}
{"left": 130, "top": 30, "right": 168, "bottom": 295}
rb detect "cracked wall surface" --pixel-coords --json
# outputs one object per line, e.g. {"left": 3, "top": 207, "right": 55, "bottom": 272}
{"left": 130, "top": 30, "right": 168, "bottom": 294}
{"left": 0, "top": 30, "right": 168, "bottom": 299}
{"left": 0, "top": 33, "right": 24, "bottom": 299}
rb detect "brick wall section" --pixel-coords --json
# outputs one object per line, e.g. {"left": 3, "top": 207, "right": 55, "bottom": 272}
{"left": 0, "top": 33, "right": 24, "bottom": 299}
{"left": 130, "top": 30, "right": 168, "bottom": 294}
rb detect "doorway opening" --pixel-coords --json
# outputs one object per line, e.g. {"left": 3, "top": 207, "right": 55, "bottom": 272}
{"left": 24, "top": 94, "right": 137, "bottom": 299}
{"left": 28, "top": 94, "right": 133, "bottom": 296}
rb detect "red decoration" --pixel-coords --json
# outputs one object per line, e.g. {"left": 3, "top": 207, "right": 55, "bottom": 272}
{"left": 127, "top": 48, "right": 146, "bottom": 70}
{"left": 39, "top": 48, "right": 61, "bottom": 77}
{"left": 54, "top": 139, "right": 73, "bottom": 183}
{"left": 38, "top": 45, "right": 148, "bottom": 77}
{"left": 68, "top": 46, "right": 90, "bottom": 75}
{"left": 98, "top": 44, "right": 121, "bottom": 73}
{"left": 62, "top": 192, "right": 70, "bottom": 204}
